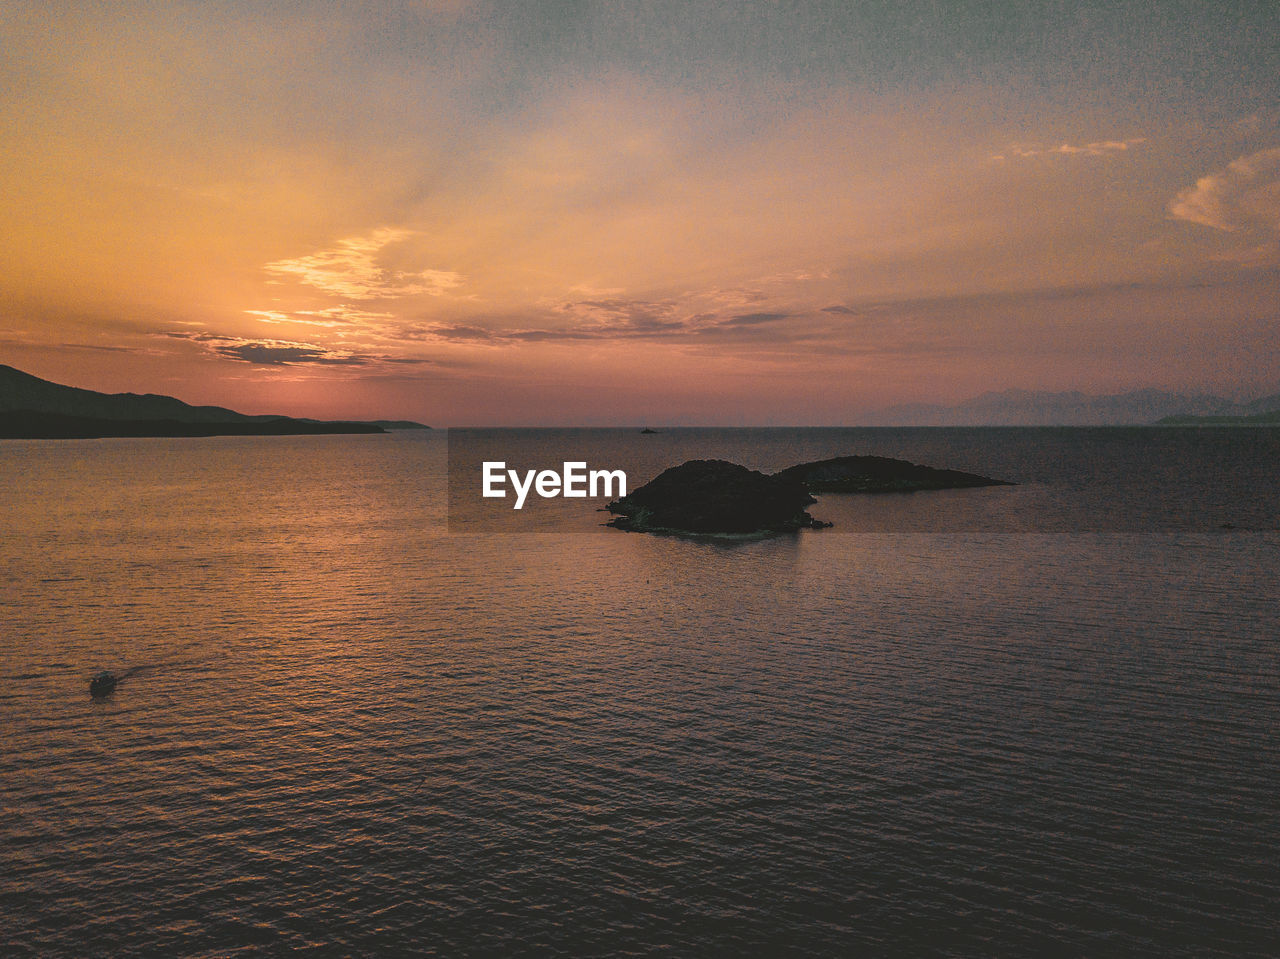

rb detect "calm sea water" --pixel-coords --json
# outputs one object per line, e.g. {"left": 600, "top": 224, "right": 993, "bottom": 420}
{"left": 2, "top": 429, "right": 1277, "bottom": 956}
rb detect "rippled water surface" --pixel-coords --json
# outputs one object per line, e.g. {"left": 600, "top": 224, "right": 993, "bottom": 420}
{"left": 2, "top": 430, "right": 1277, "bottom": 956}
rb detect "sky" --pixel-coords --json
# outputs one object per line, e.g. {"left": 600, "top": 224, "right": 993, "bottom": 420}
{"left": 2, "top": 0, "right": 1278, "bottom": 424}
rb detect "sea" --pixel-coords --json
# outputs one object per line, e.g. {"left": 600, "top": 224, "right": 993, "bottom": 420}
{"left": 1, "top": 427, "right": 1277, "bottom": 957}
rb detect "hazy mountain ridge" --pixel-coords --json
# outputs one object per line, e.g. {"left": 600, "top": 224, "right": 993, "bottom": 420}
{"left": 870, "top": 388, "right": 1280, "bottom": 426}
{"left": 0, "top": 410, "right": 385, "bottom": 439}
{"left": 0, "top": 365, "right": 428, "bottom": 436}
{"left": 0, "top": 364, "right": 258, "bottom": 423}
{"left": 5, "top": 364, "right": 1275, "bottom": 429}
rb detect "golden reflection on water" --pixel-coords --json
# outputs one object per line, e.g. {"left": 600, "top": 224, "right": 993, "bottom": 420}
{"left": 1, "top": 432, "right": 1278, "bottom": 955}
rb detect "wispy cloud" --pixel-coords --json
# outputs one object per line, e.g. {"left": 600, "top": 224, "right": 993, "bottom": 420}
{"left": 1168, "top": 147, "right": 1280, "bottom": 233}
{"left": 0, "top": 336, "right": 143, "bottom": 355}
{"left": 218, "top": 343, "right": 368, "bottom": 366}
{"left": 407, "top": 302, "right": 803, "bottom": 345}
{"left": 555, "top": 297, "right": 686, "bottom": 333}
{"left": 160, "top": 330, "right": 458, "bottom": 369}
{"left": 723, "top": 311, "right": 791, "bottom": 326}
{"left": 245, "top": 305, "right": 396, "bottom": 328}
{"left": 991, "top": 137, "right": 1146, "bottom": 162}
{"left": 162, "top": 332, "right": 370, "bottom": 366}
{"left": 263, "top": 228, "right": 463, "bottom": 299}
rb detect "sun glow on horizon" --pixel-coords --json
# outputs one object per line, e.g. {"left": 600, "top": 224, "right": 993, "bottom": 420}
{"left": 2, "top": 2, "right": 1278, "bottom": 422}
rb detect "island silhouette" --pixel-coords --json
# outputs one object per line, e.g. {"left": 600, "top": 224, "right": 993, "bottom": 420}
{"left": 0, "top": 365, "right": 428, "bottom": 438}
{"left": 607, "top": 456, "right": 1011, "bottom": 535}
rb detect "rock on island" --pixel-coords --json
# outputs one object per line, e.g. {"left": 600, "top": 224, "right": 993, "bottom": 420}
{"left": 606, "top": 459, "right": 824, "bottom": 535}
{"left": 774, "top": 455, "right": 1012, "bottom": 493}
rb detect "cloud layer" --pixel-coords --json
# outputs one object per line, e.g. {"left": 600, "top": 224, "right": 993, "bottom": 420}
{"left": 1169, "top": 148, "right": 1280, "bottom": 233}
{"left": 264, "top": 229, "right": 463, "bottom": 299}
{"left": 992, "top": 138, "right": 1147, "bottom": 162}
{"left": 3, "top": 2, "right": 1279, "bottom": 420}
{"left": 163, "top": 333, "right": 369, "bottom": 366}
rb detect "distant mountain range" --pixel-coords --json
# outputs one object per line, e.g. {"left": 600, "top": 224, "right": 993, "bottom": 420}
{"left": 5, "top": 363, "right": 1277, "bottom": 432}
{"left": 1156, "top": 409, "right": 1280, "bottom": 426}
{"left": 868, "top": 388, "right": 1280, "bottom": 426}
{"left": 0, "top": 364, "right": 429, "bottom": 438}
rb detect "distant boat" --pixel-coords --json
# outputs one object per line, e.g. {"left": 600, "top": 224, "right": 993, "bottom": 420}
{"left": 89, "top": 670, "right": 117, "bottom": 696}
{"left": 640, "top": 427, "right": 660, "bottom": 434}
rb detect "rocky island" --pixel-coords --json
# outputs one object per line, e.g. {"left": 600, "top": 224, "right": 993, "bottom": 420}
{"left": 606, "top": 459, "right": 825, "bottom": 535}
{"left": 775, "top": 455, "right": 1012, "bottom": 493}
{"left": 607, "top": 454, "right": 1011, "bottom": 536}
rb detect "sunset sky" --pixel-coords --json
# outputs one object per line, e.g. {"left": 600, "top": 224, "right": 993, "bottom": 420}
{"left": 3, "top": 1, "right": 1278, "bottom": 424}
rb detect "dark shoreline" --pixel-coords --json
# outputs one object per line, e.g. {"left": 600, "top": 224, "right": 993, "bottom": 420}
{"left": 0, "top": 410, "right": 386, "bottom": 439}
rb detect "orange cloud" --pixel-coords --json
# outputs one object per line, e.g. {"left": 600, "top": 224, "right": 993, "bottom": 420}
{"left": 245, "top": 306, "right": 396, "bottom": 328}
{"left": 992, "top": 137, "right": 1146, "bottom": 161}
{"left": 263, "top": 228, "right": 464, "bottom": 299}
{"left": 1168, "top": 147, "right": 1280, "bottom": 233}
